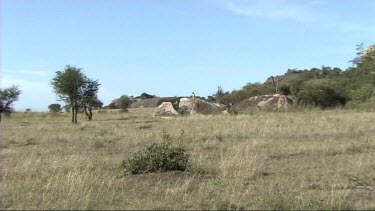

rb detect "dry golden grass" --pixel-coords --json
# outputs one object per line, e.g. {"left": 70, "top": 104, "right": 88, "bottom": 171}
{"left": 1, "top": 108, "right": 374, "bottom": 210}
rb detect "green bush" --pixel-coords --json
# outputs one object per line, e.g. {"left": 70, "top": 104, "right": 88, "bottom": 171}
{"left": 114, "top": 95, "right": 133, "bottom": 111}
{"left": 122, "top": 141, "right": 189, "bottom": 175}
{"left": 297, "top": 79, "right": 348, "bottom": 108}
{"left": 48, "top": 103, "right": 62, "bottom": 113}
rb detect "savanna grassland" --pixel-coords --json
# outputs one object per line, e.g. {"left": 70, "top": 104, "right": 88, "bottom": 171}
{"left": 1, "top": 108, "right": 375, "bottom": 210}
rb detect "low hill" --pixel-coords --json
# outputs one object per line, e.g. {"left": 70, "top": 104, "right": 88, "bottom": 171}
{"left": 215, "top": 45, "right": 375, "bottom": 108}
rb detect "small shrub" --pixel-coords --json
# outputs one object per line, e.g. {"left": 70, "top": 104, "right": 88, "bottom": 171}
{"left": 25, "top": 138, "right": 37, "bottom": 146}
{"left": 190, "top": 164, "right": 219, "bottom": 175}
{"left": 91, "top": 139, "right": 105, "bottom": 148}
{"left": 215, "top": 135, "right": 224, "bottom": 142}
{"left": 161, "top": 129, "right": 172, "bottom": 142}
{"left": 346, "top": 140, "right": 371, "bottom": 154}
{"left": 122, "top": 141, "right": 189, "bottom": 175}
{"left": 217, "top": 200, "right": 245, "bottom": 210}
{"left": 139, "top": 124, "right": 152, "bottom": 130}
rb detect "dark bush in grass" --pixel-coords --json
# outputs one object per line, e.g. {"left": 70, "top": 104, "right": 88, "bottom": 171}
{"left": 122, "top": 141, "right": 189, "bottom": 175}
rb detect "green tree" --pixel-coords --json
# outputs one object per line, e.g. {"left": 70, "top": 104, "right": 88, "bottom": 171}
{"left": 113, "top": 95, "right": 133, "bottom": 111}
{"left": 215, "top": 86, "right": 225, "bottom": 103}
{"left": 279, "top": 84, "right": 291, "bottom": 95}
{"left": 82, "top": 97, "right": 103, "bottom": 120}
{"left": 288, "top": 80, "right": 303, "bottom": 103}
{"left": 106, "top": 102, "right": 118, "bottom": 109}
{"left": 63, "top": 104, "right": 71, "bottom": 113}
{"left": 297, "top": 79, "right": 347, "bottom": 108}
{"left": 138, "top": 92, "right": 155, "bottom": 99}
{"left": 48, "top": 104, "right": 62, "bottom": 113}
{"left": 349, "top": 43, "right": 365, "bottom": 67}
{"left": 349, "top": 84, "right": 375, "bottom": 103}
{"left": 51, "top": 65, "right": 100, "bottom": 123}
{"left": 81, "top": 78, "right": 101, "bottom": 120}
{"left": 0, "top": 85, "right": 21, "bottom": 123}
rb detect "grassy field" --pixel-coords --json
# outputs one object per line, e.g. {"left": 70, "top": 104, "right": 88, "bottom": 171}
{"left": 1, "top": 108, "right": 374, "bottom": 210}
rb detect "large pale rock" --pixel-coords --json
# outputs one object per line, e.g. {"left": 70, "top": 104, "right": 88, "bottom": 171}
{"left": 179, "top": 98, "right": 196, "bottom": 114}
{"left": 178, "top": 98, "right": 228, "bottom": 115}
{"left": 233, "top": 94, "right": 293, "bottom": 111}
{"left": 153, "top": 102, "right": 179, "bottom": 117}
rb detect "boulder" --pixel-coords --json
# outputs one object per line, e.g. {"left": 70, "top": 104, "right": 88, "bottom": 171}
{"left": 153, "top": 102, "right": 179, "bottom": 117}
{"left": 233, "top": 94, "right": 293, "bottom": 111}
{"left": 178, "top": 98, "right": 228, "bottom": 115}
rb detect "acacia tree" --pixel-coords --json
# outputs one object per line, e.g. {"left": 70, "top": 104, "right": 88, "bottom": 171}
{"left": 215, "top": 86, "right": 224, "bottom": 103}
{"left": 48, "top": 104, "right": 62, "bottom": 113}
{"left": 0, "top": 85, "right": 21, "bottom": 123}
{"left": 83, "top": 98, "right": 103, "bottom": 120}
{"left": 81, "top": 78, "right": 102, "bottom": 120}
{"left": 113, "top": 95, "right": 132, "bottom": 111}
{"left": 51, "top": 65, "right": 100, "bottom": 123}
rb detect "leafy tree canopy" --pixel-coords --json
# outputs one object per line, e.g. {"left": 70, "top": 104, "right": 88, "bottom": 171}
{"left": 51, "top": 65, "right": 101, "bottom": 123}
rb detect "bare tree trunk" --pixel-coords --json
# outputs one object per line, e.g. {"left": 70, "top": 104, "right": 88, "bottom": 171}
{"left": 0, "top": 105, "right": 2, "bottom": 123}
{"left": 271, "top": 76, "right": 279, "bottom": 94}
{"left": 84, "top": 106, "right": 92, "bottom": 120}
{"left": 71, "top": 107, "right": 75, "bottom": 123}
{"left": 88, "top": 107, "right": 92, "bottom": 120}
{"left": 371, "top": 89, "right": 375, "bottom": 101}
{"left": 74, "top": 106, "right": 78, "bottom": 123}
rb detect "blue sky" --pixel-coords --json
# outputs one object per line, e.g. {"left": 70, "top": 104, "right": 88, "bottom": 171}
{"left": 1, "top": 0, "right": 375, "bottom": 111}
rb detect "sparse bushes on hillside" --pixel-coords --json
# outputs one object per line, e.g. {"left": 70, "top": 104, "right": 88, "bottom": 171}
{"left": 137, "top": 92, "right": 156, "bottom": 99}
{"left": 209, "top": 44, "right": 375, "bottom": 108}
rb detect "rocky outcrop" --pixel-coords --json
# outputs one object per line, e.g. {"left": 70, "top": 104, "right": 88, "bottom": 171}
{"left": 130, "top": 98, "right": 160, "bottom": 108}
{"left": 178, "top": 98, "right": 228, "bottom": 115}
{"left": 233, "top": 94, "right": 293, "bottom": 111}
{"left": 130, "top": 97, "right": 181, "bottom": 108}
{"left": 153, "top": 102, "right": 179, "bottom": 117}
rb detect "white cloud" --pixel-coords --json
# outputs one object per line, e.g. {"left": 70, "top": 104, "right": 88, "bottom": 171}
{"left": 338, "top": 23, "right": 375, "bottom": 34}
{"left": 220, "top": 0, "right": 375, "bottom": 35}
{"left": 18, "top": 70, "right": 53, "bottom": 77}
{"left": 3, "top": 69, "right": 53, "bottom": 77}
{"left": 223, "top": 0, "right": 327, "bottom": 22}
